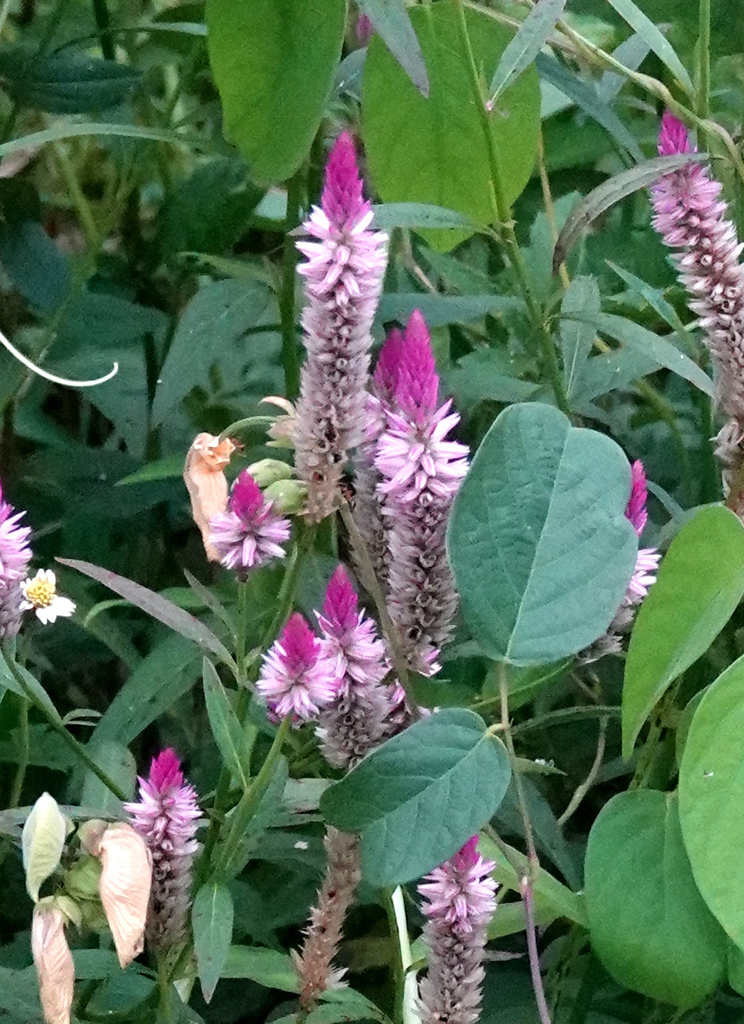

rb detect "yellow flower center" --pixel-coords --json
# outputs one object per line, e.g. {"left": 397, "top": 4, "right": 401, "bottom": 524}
{"left": 25, "top": 578, "right": 56, "bottom": 608}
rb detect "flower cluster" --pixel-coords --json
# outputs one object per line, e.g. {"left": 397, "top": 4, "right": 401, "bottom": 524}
{"left": 125, "top": 749, "right": 200, "bottom": 955}
{"left": 293, "top": 132, "right": 388, "bottom": 520}
{"left": 0, "top": 478, "right": 32, "bottom": 640}
{"left": 258, "top": 612, "right": 339, "bottom": 723}
{"left": 417, "top": 837, "right": 498, "bottom": 1024}
{"left": 209, "top": 469, "right": 291, "bottom": 578}
{"left": 650, "top": 112, "right": 744, "bottom": 503}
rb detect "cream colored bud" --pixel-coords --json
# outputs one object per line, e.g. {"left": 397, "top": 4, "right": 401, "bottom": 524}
{"left": 263, "top": 479, "right": 308, "bottom": 514}
{"left": 184, "top": 433, "right": 236, "bottom": 561}
{"left": 77, "top": 818, "right": 107, "bottom": 857}
{"left": 261, "top": 396, "right": 296, "bottom": 449}
{"left": 22, "top": 793, "right": 67, "bottom": 902}
{"left": 246, "top": 458, "right": 294, "bottom": 487}
{"left": 97, "top": 824, "right": 152, "bottom": 968}
{"left": 31, "top": 903, "right": 75, "bottom": 1024}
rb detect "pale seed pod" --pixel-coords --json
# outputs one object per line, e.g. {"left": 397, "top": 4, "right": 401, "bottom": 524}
{"left": 183, "top": 433, "right": 236, "bottom": 561}
{"left": 31, "top": 902, "right": 75, "bottom": 1024}
{"left": 22, "top": 793, "right": 68, "bottom": 902}
{"left": 246, "top": 458, "right": 294, "bottom": 487}
{"left": 97, "top": 823, "right": 152, "bottom": 968}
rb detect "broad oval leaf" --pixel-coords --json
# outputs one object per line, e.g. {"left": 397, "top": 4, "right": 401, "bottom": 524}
{"left": 362, "top": 3, "right": 539, "bottom": 251}
{"left": 447, "top": 403, "right": 638, "bottom": 665}
{"left": 622, "top": 505, "right": 744, "bottom": 758}
{"left": 679, "top": 654, "right": 744, "bottom": 950}
{"left": 193, "top": 881, "right": 234, "bottom": 1003}
{"left": 22, "top": 793, "right": 67, "bottom": 902}
{"left": 553, "top": 152, "right": 706, "bottom": 269}
{"left": 206, "top": 0, "right": 346, "bottom": 184}
{"left": 585, "top": 791, "right": 726, "bottom": 1008}
{"left": 357, "top": 0, "right": 428, "bottom": 96}
{"left": 320, "top": 709, "right": 510, "bottom": 887}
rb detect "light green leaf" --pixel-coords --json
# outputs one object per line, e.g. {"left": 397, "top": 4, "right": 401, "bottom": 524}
{"left": 193, "top": 881, "right": 234, "bottom": 1003}
{"left": 585, "top": 791, "right": 725, "bottom": 1007}
{"left": 376, "top": 292, "right": 520, "bottom": 327}
{"left": 559, "top": 275, "right": 600, "bottom": 399}
{"left": 22, "top": 793, "right": 67, "bottom": 902}
{"left": 603, "top": 0, "right": 693, "bottom": 94}
{"left": 206, "top": 0, "right": 346, "bottom": 183}
{"left": 80, "top": 740, "right": 136, "bottom": 816}
{"left": 222, "top": 946, "right": 299, "bottom": 991}
{"left": 622, "top": 506, "right": 744, "bottom": 758}
{"left": 447, "top": 403, "right": 638, "bottom": 665}
{"left": 357, "top": 0, "right": 428, "bottom": 95}
{"left": 371, "top": 203, "right": 475, "bottom": 231}
{"left": 321, "top": 709, "right": 510, "bottom": 887}
{"left": 489, "top": 0, "right": 567, "bottom": 102}
{"left": 363, "top": 3, "right": 540, "bottom": 251}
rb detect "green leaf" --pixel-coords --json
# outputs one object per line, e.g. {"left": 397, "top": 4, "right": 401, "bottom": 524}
{"left": 115, "top": 454, "right": 185, "bottom": 486}
{"left": 0, "top": 121, "right": 207, "bottom": 159}
{"left": 445, "top": 349, "right": 539, "bottom": 410}
{"left": 553, "top": 152, "right": 705, "bottom": 268}
{"left": 0, "top": 46, "right": 141, "bottom": 113}
{"left": 152, "top": 279, "right": 278, "bottom": 425}
{"left": 489, "top": 0, "right": 567, "bottom": 103}
{"left": 371, "top": 203, "right": 475, "bottom": 231}
{"left": 606, "top": 261, "right": 698, "bottom": 354}
{"left": 309, "top": 989, "right": 391, "bottom": 1024}
{"left": 206, "top": 0, "right": 346, "bottom": 184}
{"left": 362, "top": 3, "right": 539, "bottom": 251}
{"left": 80, "top": 740, "right": 136, "bottom": 816}
{"left": 357, "top": 0, "right": 428, "bottom": 96}
{"left": 0, "top": 219, "right": 71, "bottom": 314}
{"left": 448, "top": 403, "right": 638, "bottom": 665}
{"left": 193, "top": 881, "right": 234, "bottom": 1003}
{"left": 377, "top": 292, "right": 520, "bottom": 327}
{"left": 221, "top": 946, "right": 299, "bottom": 991}
{"left": 622, "top": 506, "right": 744, "bottom": 758}
{"left": 585, "top": 791, "right": 725, "bottom": 1007}
{"left": 22, "top": 793, "right": 67, "bottom": 902}
{"left": 602, "top": 0, "right": 693, "bottom": 94}
{"left": 559, "top": 276, "right": 600, "bottom": 400}
{"left": 679, "top": 653, "right": 744, "bottom": 951}
{"left": 320, "top": 709, "right": 510, "bottom": 887}
{"left": 59, "top": 558, "right": 234, "bottom": 667}
{"left": 202, "top": 659, "right": 253, "bottom": 791}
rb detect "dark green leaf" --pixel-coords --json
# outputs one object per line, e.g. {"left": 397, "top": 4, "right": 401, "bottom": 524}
{"left": 206, "top": 0, "right": 346, "bottom": 183}
{"left": 585, "top": 791, "right": 725, "bottom": 1007}
{"left": 321, "top": 709, "right": 511, "bottom": 887}
{"left": 371, "top": 203, "right": 475, "bottom": 231}
{"left": 80, "top": 740, "right": 136, "bottom": 815}
{"left": 0, "top": 219, "right": 71, "bottom": 314}
{"left": 559, "top": 276, "right": 600, "bottom": 400}
{"left": 448, "top": 403, "right": 638, "bottom": 664}
{"left": 622, "top": 506, "right": 744, "bottom": 758}
{"left": 377, "top": 292, "right": 520, "bottom": 327}
{"left": 603, "top": 0, "right": 693, "bottom": 94}
{"left": 0, "top": 46, "right": 141, "bottom": 113}
{"left": 193, "top": 881, "right": 234, "bottom": 1002}
{"left": 203, "top": 659, "right": 253, "bottom": 791}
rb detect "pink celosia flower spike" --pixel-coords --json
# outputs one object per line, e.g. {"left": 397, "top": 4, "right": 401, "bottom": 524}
{"left": 374, "top": 311, "right": 469, "bottom": 674}
{"left": 315, "top": 565, "right": 393, "bottom": 768}
{"left": 580, "top": 459, "right": 660, "bottom": 662}
{"left": 208, "top": 470, "right": 291, "bottom": 579}
{"left": 417, "top": 837, "right": 498, "bottom": 1024}
{"left": 258, "top": 613, "right": 338, "bottom": 724}
{"left": 0, "top": 479, "right": 32, "bottom": 641}
{"left": 124, "top": 749, "right": 200, "bottom": 956}
{"left": 650, "top": 112, "right": 744, "bottom": 505}
{"left": 293, "top": 132, "right": 388, "bottom": 522}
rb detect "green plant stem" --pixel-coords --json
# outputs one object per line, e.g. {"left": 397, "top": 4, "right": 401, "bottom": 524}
{"left": 9, "top": 697, "right": 29, "bottom": 808}
{"left": 1, "top": 647, "right": 127, "bottom": 801}
{"left": 386, "top": 886, "right": 420, "bottom": 1024}
{"left": 280, "top": 171, "right": 304, "bottom": 400}
{"left": 452, "top": 0, "right": 569, "bottom": 416}
{"left": 52, "top": 140, "right": 100, "bottom": 254}
{"left": 512, "top": 704, "right": 620, "bottom": 736}
{"left": 338, "top": 500, "right": 418, "bottom": 716}
{"left": 216, "top": 715, "right": 292, "bottom": 876}
{"left": 218, "top": 414, "right": 276, "bottom": 442}
{"left": 697, "top": 0, "right": 711, "bottom": 122}
{"left": 91, "top": 0, "right": 115, "bottom": 61}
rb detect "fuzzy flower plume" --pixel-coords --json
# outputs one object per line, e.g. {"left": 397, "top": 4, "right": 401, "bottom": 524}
{"left": 125, "top": 749, "right": 200, "bottom": 955}
{"left": 258, "top": 612, "right": 338, "bottom": 723}
{"left": 374, "top": 311, "right": 469, "bottom": 674}
{"left": 417, "top": 837, "right": 498, "bottom": 1024}
{"left": 651, "top": 112, "right": 744, "bottom": 503}
{"left": 0, "top": 478, "right": 32, "bottom": 640}
{"left": 294, "top": 132, "right": 388, "bottom": 521}
{"left": 580, "top": 460, "right": 660, "bottom": 662}
{"left": 316, "top": 566, "right": 393, "bottom": 768}
{"left": 209, "top": 470, "right": 291, "bottom": 578}
{"left": 294, "top": 827, "right": 362, "bottom": 1009}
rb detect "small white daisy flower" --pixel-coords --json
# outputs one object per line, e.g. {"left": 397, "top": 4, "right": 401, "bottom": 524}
{"left": 20, "top": 569, "right": 75, "bottom": 625}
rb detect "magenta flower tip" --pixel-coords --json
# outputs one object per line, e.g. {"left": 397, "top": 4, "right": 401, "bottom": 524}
{"left": 322, "top": 566, "right": 359, "bottom": 633}
{"left": 658, "top": 112, "right": 694, "bottom": 156}
{"left": 258, "top": 613, "right": 339, "bottom": 723}
{"left": 148, "top": 748, "right": 184, "bottom": 791}
{"left": 394, "top": 310, "right": 439, "bottom": 417}
{"left": 282, "top": 613, "right": 319, "bottom": 670}
{"left": 418, "top": 836, "right": 497, "bottom": 935}
{"left": 625, "top": 460, "right": 648, "bottom": 537}
{"left": 321, "top": 132, "right": 367, "bottom": 229}
{"left": 374, "top": 328, "right": 405, "bottom": 401}
{"left": 230, "top": 470, "right": 264, "bottom": 520}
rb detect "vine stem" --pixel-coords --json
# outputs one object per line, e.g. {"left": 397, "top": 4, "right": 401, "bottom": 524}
{"left": 452, "top": 0, "right": 569, "bottom": 416}
{"left": 1, "top": 646, "right": 127, "bottom": 801}
{"left": 338, "top": 500, "right": 418, "bottom": 717}
{"left": 498, "top": 663, "right": 552, "bottom": 1024}
{"left": 280, "top": 171, "right": 304, "bottom": 400}
{"left": 557, "top": 717, "right": 607, "bottom": 827}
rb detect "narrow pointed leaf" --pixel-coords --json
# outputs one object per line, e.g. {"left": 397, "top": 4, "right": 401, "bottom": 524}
{"left": 357, "top": 0, "right": 429, "bottom": 95}
{"left": 559, "top": 275, "right": 600, "bottom": 399}
{"left": 202, "top": 659, "right": 253, "bottom": 791}
{"left": 489, "top": 0, "right": 567, "bottom": 102}
{"left": 603, "top": 0, "right": 693, "bottom": 94}
{"left": 193, "top": 881, "right": 234, "bottom": 1003}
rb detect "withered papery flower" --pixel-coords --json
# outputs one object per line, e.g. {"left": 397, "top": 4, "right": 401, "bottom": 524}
{"left": 183, "top": 433, "right": 236, "bottom": 561}
{"left": 31, "top": 904, "right": 75, "bottom": 1024}
{"left": 96, "top": 824, "right": 152, "bottom": 968}
{"left": 294, "top": 828, "right": 361, "bottom": 1008}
